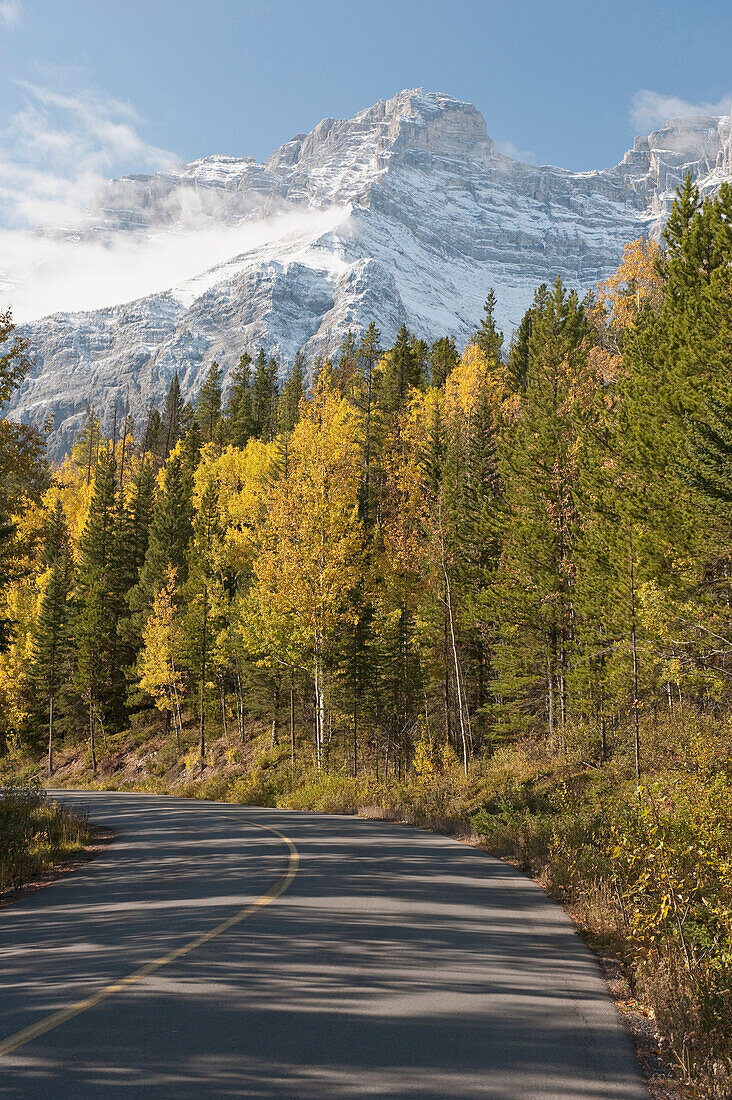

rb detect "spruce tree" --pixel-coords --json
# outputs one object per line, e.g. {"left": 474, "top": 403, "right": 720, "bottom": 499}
{"left": 379, "top": 324, "right": 422, "bottom": 412}
{"left": 141, "top": 407, "right": 163, "bottom": 457}
{"left": 159, "top": 373, "right": 184, "bottom": 460}
{"left": 74, "top": 448, "right": 126, "bottom": 768}
{"left": 225, "top": 353, "right": 254, "bottom": 447}
{"left": 474, "top": 289, "right": 504, "bottom": 361}
{"left": 279, "top": 352, "right": 306, "bottom": 433}
{"left": 355, "top": 323, "right": 381, "bottom": 524}
{"left": 252, "top": 348, "right": 278, "bottom": 440}
{"left": 195, "top": 362, "right": 223, "bottom": 445}
{"left": 116, "top": 460, "right": 157, "bottom": 677}
{"left": 183, "top": 475, "right": 223, "bottom": 767}
{"left": 429, "top": 336, "right": 458, "bottom": 387}
{"left": 125, "top": 451, "right": 193, "bottom": 704}
{"left": 0, "top": 514, "right": 14, "bottom": 653}
{"left": 31, "top": 500, "right": 74, "bottom": 771}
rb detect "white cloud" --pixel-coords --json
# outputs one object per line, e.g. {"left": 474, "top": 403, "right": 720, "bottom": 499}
{"left": 632, "top": 90, "right": 732, "bottom": 132}
{"left": 0, "top": 207, "right": 351, "bottom": 322}
{"left": 0, "top": 81, "right": 175, "bottom": 230}
{"left": 495, "top": 139, "right": 537, "bottom": 164}
{"left": 0, "top": 77, "right": 351, "bottom": 322}
{"left": 0, "top": 1, "right": 23, "bottom": 27}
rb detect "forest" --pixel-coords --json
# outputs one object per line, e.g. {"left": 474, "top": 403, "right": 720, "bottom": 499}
{"left": 1, "top": 178, "right": 731, "bottom": 1095}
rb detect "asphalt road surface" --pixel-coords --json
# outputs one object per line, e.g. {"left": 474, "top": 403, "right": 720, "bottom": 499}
{"left": 0, "top": 791, "right": 648, "bottom": 1098}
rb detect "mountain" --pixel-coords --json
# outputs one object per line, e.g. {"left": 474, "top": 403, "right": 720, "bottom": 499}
{"left": 7, "top": 89, "right": 732, "bottom": 457}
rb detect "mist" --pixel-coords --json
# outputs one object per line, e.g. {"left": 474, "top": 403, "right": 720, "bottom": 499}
{"left": 0, "top": 206, "right": 351, "bottom": 322}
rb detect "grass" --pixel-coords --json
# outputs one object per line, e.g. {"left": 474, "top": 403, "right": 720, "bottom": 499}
{"left": 0, "top": 779, "right": 92, "bottom": 895}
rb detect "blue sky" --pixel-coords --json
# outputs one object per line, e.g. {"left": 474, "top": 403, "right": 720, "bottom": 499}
{"left": 0, "top": 0, "right": 730, "bottom": 181}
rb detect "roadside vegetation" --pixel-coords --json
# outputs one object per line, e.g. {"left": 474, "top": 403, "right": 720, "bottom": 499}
{"left": 1, "top": 179, "right": 731, "bottom": 1095}
{"left": 0, "top": 778, "right": 91, "bottom": 895}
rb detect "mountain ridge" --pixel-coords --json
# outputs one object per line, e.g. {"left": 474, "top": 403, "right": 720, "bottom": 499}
{"left": 7, "top": 88, "right": 732, "bottom": 457}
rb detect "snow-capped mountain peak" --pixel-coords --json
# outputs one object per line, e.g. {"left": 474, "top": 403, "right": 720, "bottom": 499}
{"left": 7, "top": 89, "right": 732, "bottom": 457}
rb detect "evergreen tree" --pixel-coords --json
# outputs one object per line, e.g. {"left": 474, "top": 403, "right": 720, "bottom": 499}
{"left": 116, "top": 460, "right": 157, "bottom": 677}
{"left": 141, "top": 406, "right": 162, "bottom": 457}
{"left": 195, "top": 362, "right": 223, "bottom": 445}
{"left": 429, "top": 336, "right": 459, "bottom": 387}
{"left": 474, "top": 289, "right": 504, "bottom": 361}
{"left": 74, "top": 449, "right": 126, "bottom": 769}
{"left": 251, "top": 348, "right": 279, "bottom": 440}
{"left": 159, "top": 373, "right": 184, "bottom": 460}
{"left": 31, "top": 500, "right": 74, "bottom": 771}
{"left": 225, "top": 353, "right": 254, "bottom": 447}
{"left": 0, "top": 515, "right": 14, "bottom": 653}
{"left": 183, "top": 473, "right": 224, "bottom": 767}
{"left": 74, "top": 406, "right": 102, "bottom": 485}
{"left": 379, "top": 324, "right": 423, "bottom": 410}
{"left": 279, "top": 351, "right": 306, "bottom": 433}
{"left": 354, "top": 324, "right": 382, "bottom": 524}
{"left": 335, "top": 331, "right": 357, "bottom": 395}
{"left": 493, "top": 279, "right": 589, "bottom": 744}
{"left": 126, "top": 451, "right": 193, "bottom": 703}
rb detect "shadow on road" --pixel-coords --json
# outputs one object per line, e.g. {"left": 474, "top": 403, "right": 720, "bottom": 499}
{"left": 0, "top": 794, "right": 647, "bottom": 1099}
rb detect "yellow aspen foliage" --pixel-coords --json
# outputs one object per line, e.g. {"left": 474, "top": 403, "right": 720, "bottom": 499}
{"left": 243, "top": 372, "right": 363, "bottom": 678}
{"left": 0, "top": 574, "right": 42, "bottom": 733}
{"left": 444, "top": 343, "right": 507, "bottom": 424}
{"left": 200, "top": 440, "right": 274, "bottom": 573}
{"left": 138, "top": 567, "right": 185, "bottom": 719}
{"left": 597, "top": 238, "right": 663, "bottom": 331}
{"left": 47, "top": 458, "right": 94, "bottom": 552}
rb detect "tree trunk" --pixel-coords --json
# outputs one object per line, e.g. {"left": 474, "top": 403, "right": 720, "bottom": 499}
{"left": 443, "top": 590, "right": 452, "bottom": 744}
{"left": 444, "top": 559, "right": 469, "bottom": 777}
{"left": 547, "top": 655, "right": 556, "bottom": 752}
{"left": 47, "top": 694, "right": 54, "bottom": 775}
{"left": 220, "top": 678, "right": 228, "bottom": 738}
{"left": 629, "top": 533, "right": 641, "bottom": 784}
{"left": 290, "top": 669, "right": 296, "bottom": 774}
{"left": 199, "top": 585, "right": 209, "bottom": 770}
{"left": 89, "top": 699, "right": 97, "bottom": 775}
{"left": 271, "top": 681, "right": 279, "bottom": 747}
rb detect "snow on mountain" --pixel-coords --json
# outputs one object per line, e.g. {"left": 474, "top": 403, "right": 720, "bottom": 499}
{"left": 6, "top": 88, "right": 732, "bottom": 457}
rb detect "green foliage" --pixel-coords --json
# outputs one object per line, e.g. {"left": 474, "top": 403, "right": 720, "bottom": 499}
{"left": 0, "top": 779, "right": 91, "bottom": 893}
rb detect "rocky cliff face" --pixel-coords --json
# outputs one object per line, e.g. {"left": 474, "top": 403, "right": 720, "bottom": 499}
{"left": 7, "top": 89, "right": 732, "bottom": 457}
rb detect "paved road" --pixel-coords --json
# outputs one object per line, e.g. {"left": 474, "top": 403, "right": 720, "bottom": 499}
{"left": 0, "top": 791, "right": 647, "bottom": 1099}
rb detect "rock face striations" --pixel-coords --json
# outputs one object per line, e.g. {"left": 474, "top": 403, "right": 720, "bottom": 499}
{"left": 7, "top": 89, "right": 732, "bottom": 457}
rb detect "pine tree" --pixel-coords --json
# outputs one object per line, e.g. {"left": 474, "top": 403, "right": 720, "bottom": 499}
{"left": 159, "top": 373, "right": 184, "bottom": 461}
{"left": 355, "top": 323, "right": 382, "bottom": 524}
{"left": 74, "top": 406, "right": 102, "bottom": 485}
{"left": 195, "top": 362, "right": 223, "bottom": 445}
{"left": 252, "top": 348, "right": 279, "bottom": 441}
{"left": 125, "top": 450, "right": 193, "bottom": 704}
{"left": 493, "top": 278, "right": 589, "bottom": 745}
{"left": 74, "top": 448, "right": 125, "bottom": 769}
{"left": 335, "top": 331, "right": 357, "bottom": 395}
{"left": 429, "top": 336, "right": 458, "bottom": 387}
{"left": 279, "top": 352, "right": 306, "bottom": 433}
{"left": 31, "top": 500, "right": 73, "bottom": 771}
{"left": 379, "top": 324, "right": 422, "bottom": 411}
{"left": 116, "top": 460, "right": 157, "bottom": 677}
{"left": 0, "top": 514, "right": 14, "bottom": 653}
{"left": 225, "top": 353, "right": 254, "bottom": 447}
{"left": 141, "top": 407, "right": 163, "bottom": 457}
{"left": 183, "top": 473, "right": 224, "bottom": 767}
{"left": 474, "top": 289, "right": 504, "bottom": 361}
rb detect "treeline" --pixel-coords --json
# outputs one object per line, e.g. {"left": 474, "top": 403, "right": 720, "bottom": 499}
{"left": 1, "top": 178, "right": 731, "bottom": 780}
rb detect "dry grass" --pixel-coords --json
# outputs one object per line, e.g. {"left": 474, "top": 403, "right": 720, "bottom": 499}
{"left": 0, "top": 781, "right": 91, "bottom": 894}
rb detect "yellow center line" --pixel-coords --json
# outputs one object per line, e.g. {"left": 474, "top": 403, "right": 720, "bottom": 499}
{"left": 0, "top": 822, "right": 299, "bottom": 1060}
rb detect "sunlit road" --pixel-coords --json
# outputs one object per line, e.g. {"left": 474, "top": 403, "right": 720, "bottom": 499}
{"left": 0, "top": 791, "right": 647, "bottom": 1098}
